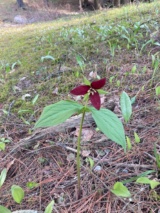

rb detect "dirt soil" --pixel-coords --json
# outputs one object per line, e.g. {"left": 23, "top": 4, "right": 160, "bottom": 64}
{"left": 0, "top": 0, "right": 81, "bottom": 26}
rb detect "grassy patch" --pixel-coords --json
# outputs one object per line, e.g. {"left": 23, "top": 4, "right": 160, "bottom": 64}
{"left": 1, "top": 1, "right": 160, "bottom": 119}
{"left": 0, "top": 2, "right": 160, "bottom": 210}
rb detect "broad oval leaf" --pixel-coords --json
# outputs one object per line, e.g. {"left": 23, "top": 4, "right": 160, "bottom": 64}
{"left": 44, "top": 200, "right": 55, "bottom": 213}
{"left": 0, "top": 168, "right": 7, "bottom": 188}
{"left": 11, "top": 185, "right": 24, "bottom": 204}
{"left": 0, "top": 142, "right": 5, "bottom": 151}
{"left": 120, "top": 91, "right": 132, "bottom": 122}
{"left": 35, "top": 100, "right": 83, "bottom": 128}
{"left": 111, "top": 182, "right": 131, "bottom": 198}
{"left": 90, "top": 107, "right": 126, "bottom": 151}
{"left": 150, "top": 180, "right": 160, "bottom": 189}
{"left": 136, "top": 177, "right": 160, "bottom": 189}
{"left": 136, "top": 177, "right": 150, "bottom": 184}
{"left": 0, "top": 205, "right": 11, "bottom": 213}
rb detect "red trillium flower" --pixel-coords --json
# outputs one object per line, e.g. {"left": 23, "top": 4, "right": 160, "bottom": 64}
{"left": 70, "top": 78, "right": 106, "bottom": 110}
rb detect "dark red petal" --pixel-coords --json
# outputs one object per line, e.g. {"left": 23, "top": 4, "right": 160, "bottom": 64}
{"left": 90, "top": 92, "right": 101, "bottom": 110}
{"left": 91, "top": 78, "right": 106, "bottom": 90}
{"left": 70, "top": 85, "right": 90, "bottom": 95}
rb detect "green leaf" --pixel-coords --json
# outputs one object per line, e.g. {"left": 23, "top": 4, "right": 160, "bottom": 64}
{"left": 134, "top": 132, "right": 140, "bottom": 143}
{"left": 130, "top": 96, "right": 136, "bottom": 104}
{"left": 83, "top": 76, "right": 91, "bottom": 85}
{"left": 18, "top": 109, "right": 33, "bottom": 115}
{"left": 2, "top": 109, "right": 9, "bottom": 115}
{"left": 32, "top": 94, "right": 39, "bottom": 105}
{"left": 97, "top": 89, "right": 107, "bottom": 94}
{"left": 75, "top": 71, "right": 80, "bottom": 78}
{"left": 35, "top": 100, "right": 83, "bottom": 128}
{"left": 154, "top": 143, "right": 160, "bottom": 168}
{"left": 136, "top": 177, "right": 160, "bottom": 189}
{"left": 126, "top": 136, "right": 132, "bottom": 150}
{"left": 11, "top": 185, "right": 24, "bottom": 204}
{"left": 26, "top": 181, "right": 39, "bottom": 189}
{"left": 111, "top": 182, "right": 131, "bottom": 197}
{"left": 150, "top": 180, "right": 160, "bottom": 189}
{"left": 76, "top": 55, "right": 85, "bottom": 72}
{"left": 90, "top": 107, "right": 126, "bottom": 151}
{"left": 83, "top": 93, "right": 89, "bottom": 102}
{"left": 120, "top": 91, "right": 132, "bottom": 122}
{"left": 122, "top": 170, "right": 155, "bottom": 184}
{"left": 11, "top": 62, "right": 18, "bottom": 70}
{"left": 155, "top": 86, "right": 160, "bottom": 96}
{"left": 136, "top": 177, "right": 150, "bottom": 184}
{"left": 44, "top": 200, "right": 55, "bottom": 213}
{"left": 0, "top": 168, "right": 7, "bottom": 188}
{"left": 0, "top": 205, "right": 11, "bottom": 213}
{"left": 87, "top": 157, "right": 94, "bottom": 169}
{"left": 0, "top": 142, "right": 5, "bottom": 151}
{"left": 1, "top": 138, "right": 10, "bottom": 143}
{"left": 41, "top": 55, "right": 55, "bottom": 62}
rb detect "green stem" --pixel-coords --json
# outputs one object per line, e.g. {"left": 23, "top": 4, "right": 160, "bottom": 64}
{"left": 77, "top": 109, "right": 85, "bottom": 194}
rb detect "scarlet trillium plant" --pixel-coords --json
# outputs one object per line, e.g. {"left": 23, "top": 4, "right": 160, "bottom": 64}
{"left": 35, "top": 77, "right": 126, "bottom": 194}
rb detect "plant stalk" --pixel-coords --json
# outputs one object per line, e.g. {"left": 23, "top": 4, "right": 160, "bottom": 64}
{"left": 77, "top": 109, "right": 85, "bottom": 194}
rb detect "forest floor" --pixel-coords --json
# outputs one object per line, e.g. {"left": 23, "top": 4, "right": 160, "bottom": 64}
{"left": 0, "top": 0, "right": 160, "bottom": 212}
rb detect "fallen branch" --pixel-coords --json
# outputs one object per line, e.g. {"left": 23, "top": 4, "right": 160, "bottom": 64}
{"left": 4, "top": 113, "right": 94, "bottom": 157}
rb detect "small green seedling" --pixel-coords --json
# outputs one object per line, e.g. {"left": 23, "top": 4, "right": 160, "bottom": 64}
{"left": 131, "top": 65, "right": 137, "bottom": 74}
{"left": 109, "top": 76, "right": 115, "bottom": 84}
{"left": 122, "top": 170, "right": 155, "bottom": 184}
{"left": 126, "top": 136, "right": 132, "bottom": 151}
{"left": 151, "top": 54, "right": 159, "bottom": 83}
{"left": 134, "top": 132, "right": 140, "bottom": 143}
{"left": 26, "top": 181, "right": 39, "bottom": 189}
{"left": 0, "top": 142, "right": 5, "bottom": 151}
{"left": 11, "top": 185, "right": 24, "bottom": 204}
{"left": 116, "top": 80, "right": 121, "bottom": 87}
{"left": 120, "top": 91, "right": 132, "bottom": 122}
{"left": 155, "top": 86, "right": 160, "bottom": 96}
{"left": 41, "top": 55, "right": 55, "bottom": 62}
{"left": 0, "top": 138, "right": 10, "bottom": 143}
{"left": 86, "top": 157, "right": 95, "bottom": 170}
{"left": 0, "top": 138, "right": 11, "bottom": 151}
{"left": 136, "top": 177, "right": 160, "bottom": 189}
{"left": 32, "top": 94, "right": 39, "bottom": 105}
{"left": 76, "top": 55, "right": 85, "bottom": 73}
{"left": 108, "top": 41, "right": 117, "bottom": 57}
{"left": 154, "top": 144, "right": 160, "bottom": 170}
{"left": 111, "top": 182, "right": 131, "bottom": 198}
{"left": 0, "top": 168, "right": 7, "bottom": 188}
{"left": 44, "top": 200, "right": 55, "bottom": 213}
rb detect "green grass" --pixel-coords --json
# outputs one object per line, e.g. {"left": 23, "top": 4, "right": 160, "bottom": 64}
{"left": 0, "top": 1, "right": 160, "bottom": 122}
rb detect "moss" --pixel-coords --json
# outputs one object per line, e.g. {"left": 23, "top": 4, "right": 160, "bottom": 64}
{"left": 12, "top": 100, "right": 24, "bottom": 110}
{"left": 0, "top": 84, "right": 10, "bottom": 102}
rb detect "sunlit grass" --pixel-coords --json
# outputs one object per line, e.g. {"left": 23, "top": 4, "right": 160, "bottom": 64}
{"left": 0, "top": 0, "right": 159, "bottom": 113}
